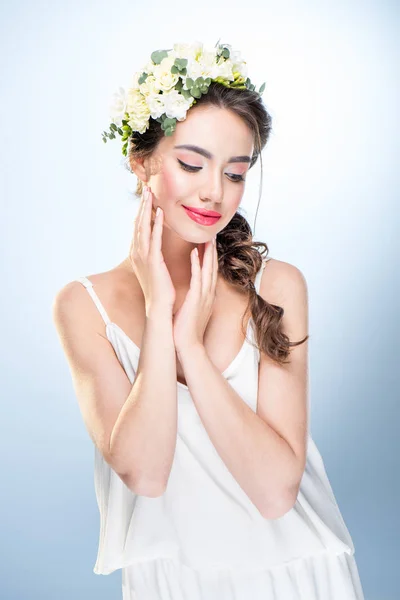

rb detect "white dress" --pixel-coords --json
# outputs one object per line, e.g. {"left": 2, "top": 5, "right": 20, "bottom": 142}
{"left": 75, "top": 257, "right": 365, "bottom": 600}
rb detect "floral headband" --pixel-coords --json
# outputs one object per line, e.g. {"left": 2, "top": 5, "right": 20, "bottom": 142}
{"left": 101, "top": 40, "right": 266, "bottom": 156}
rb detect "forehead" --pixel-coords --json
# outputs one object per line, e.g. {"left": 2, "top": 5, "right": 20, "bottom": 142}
{"left": 161, "top": 105, "right": 254, "bottom": 158}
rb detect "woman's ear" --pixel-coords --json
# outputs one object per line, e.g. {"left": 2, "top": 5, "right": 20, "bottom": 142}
{"left": 129, "top": 156, "right": 148, "bottom": 184}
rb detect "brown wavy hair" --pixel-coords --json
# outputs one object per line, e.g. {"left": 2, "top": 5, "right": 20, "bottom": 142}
{"left": 124, "top": 81, "right": 308, "bottom": 365}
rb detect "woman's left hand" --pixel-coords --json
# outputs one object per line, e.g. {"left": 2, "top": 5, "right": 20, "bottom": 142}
{"left": 173, "top": 237, "right": 218, "bottom": 355}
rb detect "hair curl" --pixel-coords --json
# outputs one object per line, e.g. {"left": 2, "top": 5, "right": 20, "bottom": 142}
{"left": 124, "top": 82, "right": 308, "bottom": 365}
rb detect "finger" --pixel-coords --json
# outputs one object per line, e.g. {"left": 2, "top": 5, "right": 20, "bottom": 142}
{"left": 211, "top": 238, "right": 218, "bottom": 294}
{"left": 190, "top": 247, "right": 202, "bottom": 297}
{"left": 140, "top": 187, "right": 153, "bottom": 257}
{"left": 202, "top": 240, "right": 214, "bottom": 297}
{"left": 134, "top": 186, "right": 149, "bottom": 250}
{"left": 150, "top": 201, "right": 164, "bottom": 259}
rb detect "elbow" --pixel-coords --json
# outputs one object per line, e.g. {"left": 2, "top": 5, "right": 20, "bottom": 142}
{"left": 259, "top": 485, "right": 300, "bottom": 520}
{"left": 121, "top": 471, "right": 167, "bottom": 498}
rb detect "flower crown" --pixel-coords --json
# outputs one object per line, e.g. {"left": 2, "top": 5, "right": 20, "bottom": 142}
{"left": 101, "top": 40, "right": 266, "bottom": 156}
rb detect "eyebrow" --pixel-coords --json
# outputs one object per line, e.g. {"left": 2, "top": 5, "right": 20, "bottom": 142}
{"left": 173, "top": 144, "right": 251, "bottom": 164}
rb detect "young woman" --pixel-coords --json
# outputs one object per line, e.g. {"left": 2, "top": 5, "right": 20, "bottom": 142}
{"left": 53, "top": 42, "right": 365, "bottom": 599}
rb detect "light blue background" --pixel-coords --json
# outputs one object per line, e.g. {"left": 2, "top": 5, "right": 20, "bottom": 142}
{"left": 1, "top": 1, "right": 398, "bottom": 599}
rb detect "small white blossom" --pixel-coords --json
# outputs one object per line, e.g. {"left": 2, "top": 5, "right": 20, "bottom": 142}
{"left": 109, "top": 87, "right": 127, "bottom": 127}
{"left": 163, "top": 89, "right": 195, "bottom": 120}
{"left": 152, "top": 55, "right": 179, "bottom": 91}
{"left": 173, "top": 41, "right": 203, "bottom": 60}
{"left": 145, "top": 93, "right": 166, "bottom": 119}
{"left": 230, "top": 50, "right": 248, "bottom": 78}
{"left": 126, "top": 88, "right": 151, "bottom": 132}
{"left": 139, "top": 74, "right": 161, "bottom": 96}
{"left": 215, "top": 58, "right": 235, "bottom": 81}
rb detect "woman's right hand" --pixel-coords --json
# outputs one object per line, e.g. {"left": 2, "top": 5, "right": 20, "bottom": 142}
{"left": 129, "top": 186, "right": 176, "bottom": 315}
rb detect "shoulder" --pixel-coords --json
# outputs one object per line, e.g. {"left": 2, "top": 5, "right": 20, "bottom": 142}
{"left": 259, "top": 257, "right": 308, "bottom": 337}
{"left": 52, "top": 269, "right": 124, "bottom": 334}
{"left": 260, "top": 257, "right": 308, "bottom": 302}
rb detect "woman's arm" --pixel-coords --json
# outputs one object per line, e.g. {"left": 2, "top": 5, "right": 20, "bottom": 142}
{"left": 176, "top": 260, "right": 309, "bottom": 519}
{"left": 52, "top": 281, "right": 177, "bottom": 497}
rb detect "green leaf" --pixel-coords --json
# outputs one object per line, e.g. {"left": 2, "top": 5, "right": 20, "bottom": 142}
{"left": 191, "top": 86, "right": 201, "bottom": 98}
{"left": 138, "top": 72, "right": 148, "bottom": 85}
{"left": 151, "top": 49, "right": 168, "bottom": 64}
{"left": 180, "top": 88, "right": 192, "bottom": 100}
{"left": 186, "top": 77, "right": 194, "bottom": 88}
{"left": 259, "top": 82, "right": 266, "bottom": 94}
{"left": 110, "top": 123, "right": 117, "bottom": 131}
{"left": 122, "top": 125, "right": 131, "bottom": 132}
{"left": 174, "top": 58, "right": 188, "bottom": 69}
{"left": 171, "top": 65, "right": 178, "bottom": 74}
{"left": 117, "top": 127, "right": 123, "bottom": 135}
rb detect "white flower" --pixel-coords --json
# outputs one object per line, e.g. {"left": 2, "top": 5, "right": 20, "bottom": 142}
{"left": 185, "top": 50, "right": 216, "bottom": 81}
{"left": 145, "top": 93, "right": 165, "bottom": 119}
{"left": 215, "top": 58, "right": 235, "bottom": 81}
{"left": 128, "top": 114, "right": 149, "bottom": 134}
{"left": 126, "top": 88, "right": 151, "bottom": 132}
{"left": 152, "top": 55, "right": 179, "bottom": 91}
{"left": 162, "top": 89, "right": 195, "bottom": 120}
{"left": 139, "top": 74, "right": 161, "bottom": 96}
{"left": 109, "top": 87, "right": 127, "bottom": 127}
{"left": 230, "top": 50, "right": 248, "bottom": 78}
{"left": 173, "top": 41, "right": 203, "bottom": 60}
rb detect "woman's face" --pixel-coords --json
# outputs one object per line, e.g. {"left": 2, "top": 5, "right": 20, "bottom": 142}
{"left": 145, "top": 105, "right": 255, "bottom": 243}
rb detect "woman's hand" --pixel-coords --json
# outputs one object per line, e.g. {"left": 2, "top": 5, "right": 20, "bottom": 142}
{"left": 172, "top": 237, "right": 218, "bottom": 355}
{"left": 129, "top": 186, "right": 176, "bottom": 315}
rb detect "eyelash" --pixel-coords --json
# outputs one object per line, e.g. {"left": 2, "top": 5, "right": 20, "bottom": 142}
{"left": 177, "top": 159, "right": 245, "bottom": 183}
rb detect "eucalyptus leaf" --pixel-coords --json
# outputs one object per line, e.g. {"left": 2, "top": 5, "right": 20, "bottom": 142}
{"left": 138, "top": 72, "right": 148, "bottom": 84}
{"left": 151, "top": 49, "right": 168, "bottom": 64}
{"left": 174, "top": 58, "right": 188, "bottom": 69}
{"left": 191, "top": 87, "right": 201, "bottom": 98}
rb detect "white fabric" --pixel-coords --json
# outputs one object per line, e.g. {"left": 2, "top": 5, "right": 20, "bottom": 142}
{"left": 76, "top": 258, "right": 365, "bottom": 599}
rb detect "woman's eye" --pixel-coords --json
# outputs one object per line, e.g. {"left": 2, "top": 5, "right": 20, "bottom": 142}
{"left": 177, "top": 159, "right": 245, "bottom": 183}
{"left": 177, "top": 159, "right": 201, "bottom": 173}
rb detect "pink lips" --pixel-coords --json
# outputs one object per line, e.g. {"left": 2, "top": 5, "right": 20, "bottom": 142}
{"left": 183, "top": 206, "right": 221, "bottom": 226}
{"left": 182, "top": 205, "right": 221, "bottom": 217}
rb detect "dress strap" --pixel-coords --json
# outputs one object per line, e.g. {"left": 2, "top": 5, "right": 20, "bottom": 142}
{"left": 75, "top": 276, "right": 111, "bottom": 325}
{"left": 254, "top": 257, "right": 271, "bottom": 295}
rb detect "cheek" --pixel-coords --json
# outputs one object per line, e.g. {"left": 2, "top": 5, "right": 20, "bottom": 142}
{"left": 161, "top": 164, "right": 191, "bottom": 202}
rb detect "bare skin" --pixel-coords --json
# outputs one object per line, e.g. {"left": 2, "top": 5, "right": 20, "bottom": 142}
{"left": 80, "top": 254, "right": 263, "bottom": 387}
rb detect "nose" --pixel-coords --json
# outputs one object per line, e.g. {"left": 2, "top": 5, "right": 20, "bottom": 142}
{"left": 200, "top": 170, "right": 224, "bottom": 205}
